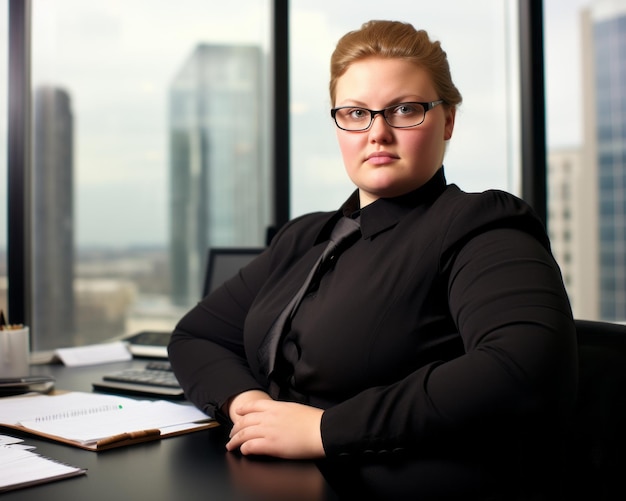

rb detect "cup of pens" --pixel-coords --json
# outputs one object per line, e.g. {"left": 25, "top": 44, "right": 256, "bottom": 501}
{"left": 0, "top": 310, "right": 30, "bottom": 378}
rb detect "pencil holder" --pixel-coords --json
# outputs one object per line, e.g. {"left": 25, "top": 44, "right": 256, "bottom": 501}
{"left": 0, "top": 326, "right": 30, "bottom": 378}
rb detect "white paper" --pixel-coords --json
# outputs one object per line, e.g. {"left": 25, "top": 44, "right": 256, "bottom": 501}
{"left": 54, "top": 341, "right": 132, "bottom": 366}
{"left": 0, "top": 444, "right": 85, "bottom": 491}
{"left": 0, "top": 392, "right": 212, "bottom": 445}
{"left": 0, "top": 392, "right": 137, "bottom": 425}
{"left": 0, "top": 435, "right": 23, "bottom": 445}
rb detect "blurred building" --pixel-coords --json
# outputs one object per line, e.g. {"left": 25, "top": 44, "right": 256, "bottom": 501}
{"left": 73, "top": 278, "right": 136, "bottom": 345}
{"left": 168, "top": 44, "right": 270, "bottom": 306}
{"left": 582, "top": 2, "right": 626, "bottom": 321}
{"left": 32, "top": 86, "right": 75, "bottom": 350}
{"left": 548, "top": 147, "right": 598, "bottom": 319}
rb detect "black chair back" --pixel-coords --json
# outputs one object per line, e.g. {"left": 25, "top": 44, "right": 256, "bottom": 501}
{"left": 560, "top": 319, "right": 626, "bottom": 498}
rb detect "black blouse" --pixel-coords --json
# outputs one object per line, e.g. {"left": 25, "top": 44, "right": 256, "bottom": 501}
{"left": 168, "top": 168, "right": 577, "bottom": 493}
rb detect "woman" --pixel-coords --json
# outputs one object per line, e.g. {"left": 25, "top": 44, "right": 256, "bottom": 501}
{"left": 169, "top": 20, "right": 577, "bottom": 497}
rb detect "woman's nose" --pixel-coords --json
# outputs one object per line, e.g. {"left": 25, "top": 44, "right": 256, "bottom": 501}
{"left": 368, "top": 114, "right": 393, "bottom": 142}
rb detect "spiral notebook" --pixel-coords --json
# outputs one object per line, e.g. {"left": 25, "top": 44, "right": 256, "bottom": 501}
{"left": 0, "top": 391, "right": 217, "bottom": 451}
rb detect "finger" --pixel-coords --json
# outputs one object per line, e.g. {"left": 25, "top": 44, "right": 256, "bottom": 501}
{"left": 226, "top": 429, "right": 246, "bottom": 451}
{"left": 230, "top": 409, "right": 264, "bottom": 437}
{"left": 227, "top": 430, "right": 263, "bottom": 453}
{"left": 227, "top": 420, "right": 261, "bottom": 450}
{"left": 238, "top": 437, "right": 269, "bottom": 456}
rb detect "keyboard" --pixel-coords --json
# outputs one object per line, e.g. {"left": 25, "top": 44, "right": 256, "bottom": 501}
{"left": 92, "top": 361, "right": 185, "bottom": 399}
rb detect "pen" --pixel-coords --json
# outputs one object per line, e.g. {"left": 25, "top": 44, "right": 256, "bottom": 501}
{"left": 96, "top": 428, "right": 161, "bottom": 448}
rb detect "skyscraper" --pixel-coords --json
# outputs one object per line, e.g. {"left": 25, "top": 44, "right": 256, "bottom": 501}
{"left": 168, "top": 44, "right": 270, "bottom": 306}
{"left": 548, "top": 146, "right": 599, "bottom": 319}
{"left": 33, "top": 86, "right": 75, "bottom": 350}
{"left": 583, "top": 1, "right": 626, "bottom": 321}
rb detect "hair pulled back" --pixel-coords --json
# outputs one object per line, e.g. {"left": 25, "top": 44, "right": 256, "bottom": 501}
{"left": 329, "top": 20, "right": 462, "bottom": 109}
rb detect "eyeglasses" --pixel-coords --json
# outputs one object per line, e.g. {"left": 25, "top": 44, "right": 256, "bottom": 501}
{"left": 330, "top": 100, "right": 444, "bottom": 131}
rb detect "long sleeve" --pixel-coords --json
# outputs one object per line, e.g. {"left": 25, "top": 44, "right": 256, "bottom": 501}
{"left": 168, "top": 212, "right": 331, "bottom": 417}
{"left": 320, "top": 225, "right": 577, "bottom": 456}
{"left": 168, "top": 248, "right": 271, "bottom": 417}
{"left": 168, "top": 173, "right": 577, "bottom": 466}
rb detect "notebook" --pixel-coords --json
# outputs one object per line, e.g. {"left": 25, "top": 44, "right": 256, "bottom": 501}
{"left": 123, "top": 330, "right": 171, "bottom": 358}
{"left": 0, "top": 391, "right": 217, "bottom": 451}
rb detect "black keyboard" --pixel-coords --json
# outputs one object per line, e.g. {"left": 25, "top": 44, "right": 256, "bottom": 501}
{"left": 92, "top": 361, "right": 185, "bottom": 399}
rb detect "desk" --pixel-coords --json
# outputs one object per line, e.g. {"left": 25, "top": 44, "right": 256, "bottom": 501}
{"left": 1, "top": 359, "right": 341, "bottom": 501}
{"left": 2, "top": 361, "right": 573, "bottom": 500}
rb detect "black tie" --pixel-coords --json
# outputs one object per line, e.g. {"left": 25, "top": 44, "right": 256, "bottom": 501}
{"left": 258, "top": 216, "right": 361, "bottom": 390}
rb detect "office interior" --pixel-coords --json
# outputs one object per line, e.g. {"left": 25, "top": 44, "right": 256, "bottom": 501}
{"left": 1, "top": 0, "right": 624, "bottom": 352}
{"left": 0, "top": 0, "right": 625, "bottom": 498}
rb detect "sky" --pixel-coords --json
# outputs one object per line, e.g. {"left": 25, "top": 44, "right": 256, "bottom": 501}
{"left": 544, "top": 0, "right": 595, "bottom": 149}
{"left": 0, "top": 0, "right": 597, "bottom": 249}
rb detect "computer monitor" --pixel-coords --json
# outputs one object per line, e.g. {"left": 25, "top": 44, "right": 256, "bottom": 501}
{"left": 202, "top": 247, "right": 264, "bottom": 297}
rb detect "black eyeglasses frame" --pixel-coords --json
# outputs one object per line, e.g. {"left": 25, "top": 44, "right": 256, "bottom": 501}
{"left": 330, "top": 100, "right": 444, "bottom": 131}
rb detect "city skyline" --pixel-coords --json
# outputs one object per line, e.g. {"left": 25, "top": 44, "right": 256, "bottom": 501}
{"left": 0, "top": 0, "right": 593, "bottom": 250}
{"left": 3, "top": 0, "right": 624, "bottom": 340}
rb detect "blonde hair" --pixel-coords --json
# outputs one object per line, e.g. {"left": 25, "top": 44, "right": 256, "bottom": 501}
{"left": 329, "top": 20, "right": 462, "bottom": 109}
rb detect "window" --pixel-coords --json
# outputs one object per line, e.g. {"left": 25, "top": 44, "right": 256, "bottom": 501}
{"left": 26, "top": 0, "right": 272, "bottom": 350}
{"left": 545, "top": 0, "right": 626, "bottom": 322}
{"left": 289, "top": 1, "right": 521, "bottom": 217}
{"left": 10, "top": 1, "right": 602, "bottom": 351}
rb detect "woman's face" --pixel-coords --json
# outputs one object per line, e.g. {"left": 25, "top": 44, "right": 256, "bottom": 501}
{"left": 334, "top": 57, "right": 455, "bottom": 207}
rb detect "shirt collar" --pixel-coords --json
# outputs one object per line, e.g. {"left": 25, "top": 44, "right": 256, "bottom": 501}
{"left": 317, "top": 167, "right": 448, "bottom": 242}
{"left": 355, "top": 167, "right": 448, "bottom": 239}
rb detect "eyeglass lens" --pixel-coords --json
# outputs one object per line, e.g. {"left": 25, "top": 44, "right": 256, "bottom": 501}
{"left": 334, "top": 102, "right": 427, "bottom": 131}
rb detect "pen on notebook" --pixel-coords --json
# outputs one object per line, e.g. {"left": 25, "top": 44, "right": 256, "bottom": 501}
{"left": 96, "top": 428, "right": 161, "bottom": 448}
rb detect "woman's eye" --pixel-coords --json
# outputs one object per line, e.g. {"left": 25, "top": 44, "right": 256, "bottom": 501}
{"left": 350, "top": 109, "right": 368, "bottom": 119}
{"left": 395, "top": 104, "right": 418, "bottom": 115}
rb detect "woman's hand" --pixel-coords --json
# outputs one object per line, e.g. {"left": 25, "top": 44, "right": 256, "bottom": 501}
{"left": 226, "top": 389, "right": 273, "bottom": 424}
{"left": 226, "top": 398, "right": 325, "bottom": 459}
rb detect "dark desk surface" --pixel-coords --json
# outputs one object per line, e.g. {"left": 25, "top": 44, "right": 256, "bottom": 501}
{"left": 1, "top": 359, "right": 341, "bottom": 501}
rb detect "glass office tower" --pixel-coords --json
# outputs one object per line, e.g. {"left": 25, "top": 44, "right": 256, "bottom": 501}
{"left": 32, "top": 86, "right": 75, "bottom": 350}
{"left": 587, "top": 3, "right": 626, "bottom": 321}
{"left": 169, "top": 44, "right": 269, "bottom": 306}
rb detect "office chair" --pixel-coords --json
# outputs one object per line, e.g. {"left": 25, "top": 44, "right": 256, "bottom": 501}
{"left": 559, "top": 319, "right": 626, "bottom": 498}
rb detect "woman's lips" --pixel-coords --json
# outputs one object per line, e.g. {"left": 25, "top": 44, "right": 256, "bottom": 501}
{"left": 366, "top": 152, "right": 398, "bottom": 165}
